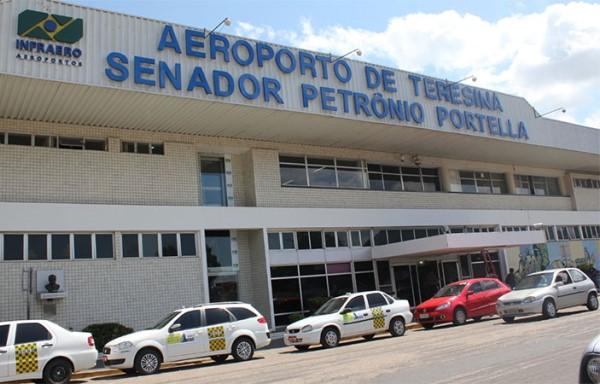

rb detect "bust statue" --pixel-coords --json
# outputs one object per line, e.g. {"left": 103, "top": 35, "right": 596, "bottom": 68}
{"left": 45, "top": 274, "right": 60, "bottom": 293}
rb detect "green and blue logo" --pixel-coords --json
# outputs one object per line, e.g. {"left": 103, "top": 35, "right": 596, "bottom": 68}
{"left": 18, "top": 9, "right": 83, "bottom": 44}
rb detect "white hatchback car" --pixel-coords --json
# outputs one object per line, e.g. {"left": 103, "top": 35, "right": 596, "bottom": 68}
{"left": 0, "top": 320, "right": 98, "bottom": 384}
{"left": 283, "top": 291, "right": 413, "bottom": 350}
{"left": 102, "top": 302, "right": 270, "bottom": 375}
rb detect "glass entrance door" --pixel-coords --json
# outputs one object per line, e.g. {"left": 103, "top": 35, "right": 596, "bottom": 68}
{"left": 416, "top": 261, "right": 441, "bottom": 303}
{"left": 441, "top": 261, "right": 460, "bottom": 285}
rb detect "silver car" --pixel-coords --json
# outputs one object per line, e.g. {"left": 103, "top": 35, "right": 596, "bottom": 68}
{"left": 497, "top": 268, "right": 598, "bottom": 322}
{"left": 580, "top": 334, "right": 600, "bottom": 384}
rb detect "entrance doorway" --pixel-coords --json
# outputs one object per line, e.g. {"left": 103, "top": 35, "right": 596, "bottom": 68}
{"left": 417, "top": 261, "right": 440, "bottom": 303}
{"left": 392, "top": 260, "right": 462, "bottom": 307}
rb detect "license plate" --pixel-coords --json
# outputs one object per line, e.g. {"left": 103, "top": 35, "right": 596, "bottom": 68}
{"left": 101, "top": 356, "right": 108, "bottom": 362}
{"left": 419, "top": 314, "right": 430, "bottom": 319}
{"left": 288, "top": 336, "right": 302, "bottom": 343}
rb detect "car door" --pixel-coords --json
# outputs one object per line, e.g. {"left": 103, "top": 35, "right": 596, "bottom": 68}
{"left": 482, "top": 280, "right": 504, "bottom": 315}
{"left": 165, "top": 309, "right": 204, "bottom": 360}
{"left": 568, "top": 269, "right": 593, "bottom": 305}
{"left": 203, "top": 308, "right": 235, "bottom": 356}
{"left": 555, "top": 270, "right": 578, "bottom": 308}
{"left": 366, "top": 292, "right": 391, "bottom": 332}
{"left": 465, "top": 282, "right": 486, "bottom": 317}
{"left": 10, "top": 322, "right": 55, "bottom": 381}
{"left": 339, "top": 295, "right": 370, "bottom": 337}
{"left": 0, "top": 324, "right": 10, "bottom": 379}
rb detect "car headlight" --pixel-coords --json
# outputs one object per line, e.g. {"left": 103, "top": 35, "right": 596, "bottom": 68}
{"left": 435, "top": 302, "right": 450, "bottom": 311}
{"left": 522, "top": 296, "right": 537, "bottom": 304}
{"left": 116, "top": 341, "right": 134, "bottom": 351}
{"left": 587, "top": 356, "right": 600, "bottom": 383}
{"left": 301, "top": 325, "right": 313, "bottom": 333}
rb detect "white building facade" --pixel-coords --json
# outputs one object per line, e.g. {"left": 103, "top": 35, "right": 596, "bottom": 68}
{"left": 0, "top": 0, "right": 599, "bottom": 331}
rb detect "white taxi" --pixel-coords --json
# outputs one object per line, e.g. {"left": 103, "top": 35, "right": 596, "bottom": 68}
{"left": 283, "top": 291, "right": 412, "bottom": 350}
{"left": 0, "top": 320, "right": 98, "bottom": 384}
{"left": 102, "top": 302, "right": 270, "bottom": 375}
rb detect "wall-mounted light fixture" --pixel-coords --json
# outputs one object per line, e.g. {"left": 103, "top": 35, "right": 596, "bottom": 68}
{"left": 330, "top": 48, "right": 362, "bottom": 63}
{"left": 534, "top": 107, "right": 566, "bottom": 118}
{"left": 206, "top": 17, "right": 232, "bottom": 37}
{"left": 445, "top": 75, "right": 477, "bottom": 87}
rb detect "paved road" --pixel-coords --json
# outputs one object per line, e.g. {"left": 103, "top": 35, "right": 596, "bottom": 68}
{"left": 76, "top": 307, "right": 598, "bottom": 384}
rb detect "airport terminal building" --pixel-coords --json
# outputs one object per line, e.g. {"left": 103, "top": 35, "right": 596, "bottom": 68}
{"left": 1, "top": 0, "right": 599, "bottom": 331}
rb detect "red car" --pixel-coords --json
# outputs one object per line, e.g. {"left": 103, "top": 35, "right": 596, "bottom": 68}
{"left": 415, "top": 277, "right": 511, "bottom": 329}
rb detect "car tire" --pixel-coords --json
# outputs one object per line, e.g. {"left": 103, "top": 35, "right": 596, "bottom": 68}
{"left": 363, "top": 334, "right": 375, "bottom": 341}
{"left": 453, "top": 307, "right": 467, "bottom": 326}
{"left": 542, "top": 298, "right": 557, "bottom": 319}
{"left": 473, "top": 316, "right": 482, "bottom": 322}
{"left": 320, "top": 327, "right": 340, "bottom": 348}
{"left": 134, "top": 348, "right": 161, "bottom": 375}
{"left": 211, "top": 354, "right": 228, "bottom": 363}
{"left": 587, "top": 292, "right": 599, "bottom": 311}
{"left": 43, "top": 358, "right": 72, "bottom": 384}
{"left": 502, "top": 316, "right": 515, "bottom": 323}
{"left": 294, "top": 345, "right": 310, "bottom": 351}
{"left": 421, "top": 323, "right": 435, "bottom": 330}
{"left": 231, "top": 337, "right": 255, "bottom": 362}
{"left": 389, "top": 317, "right": 406, "bottom": 337}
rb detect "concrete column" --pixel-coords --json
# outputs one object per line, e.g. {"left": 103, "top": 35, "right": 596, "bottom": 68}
{"left": 438, "top": 165, "right": 452, "bottom": 192}
{"left": 260, "top": 228, "right": 275, "bottom": 329}
{"left": 198, "top": 229, "right": 209, "bottom": 303}
{"left": 505, "top": 171, "right": 516, "bottom": 194}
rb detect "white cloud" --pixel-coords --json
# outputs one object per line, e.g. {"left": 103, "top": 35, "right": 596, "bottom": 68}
{"left": 237, "top": 2, "right": 600, "bottom": 127}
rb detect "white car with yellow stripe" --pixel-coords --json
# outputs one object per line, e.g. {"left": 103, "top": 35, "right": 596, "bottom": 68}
{"left": 284, "top": 291, "right": 412, "bottom": 350}
{"left": 0, "top": 320, "right": 98, "bottom": 384}
{"left": 102, "top": 302, "right": 270, "bottom": 375}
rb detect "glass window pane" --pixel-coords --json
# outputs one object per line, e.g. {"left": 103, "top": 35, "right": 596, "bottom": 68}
{"left": 301, "top": 276, "right": 328, "bottom": 312}
{"left": 367, "top": 293, "right": 388, "bottom": 308}
{"left": 345, "top": 295, "right": 366, "bottom": 311}
{"left": 58, "top": 137, "right": 83, "bottom": 150}
{"left": 356, "top": 273, "right": 376, "bottom": 291}
{"left": 350, "top": 231, "right": 361, "bottom": 247}
{"left": 297, "top": 232, "right": 310, "bottom": 250}
{"left": 270, "top": 266, "right": 298, "bottom": 278}
{"left": 360, "top": 230, "right": 371, "bottom": 247}
{"left": 0, "top": 325, "right": 8, "bottom": 347}
{"left": 34, "top": 135, "right": 56, "bottom": 148}
{"left": 415, "top": 229, "right": 427, "bottom": 239}
{"left": 307, "top": 157, "right": 334, "bottom": 166}
{"left": 175, "top": 310, "right": 201, "bottom": 330}
{"left": 28, "top": 234, "right": 47, "bottom": 260}
{"left": 337, "top": 168, "right": 363, "bottom": 188}
{"left": 403, "top": 175, "right": 422, "bottom": 191}
{"left": 281, "top": 233, "right": 295, "bottom": 249}
{"left": 268, "top": 233, "right": 281, "bottom": 250}
{"left": 336, "top": 232, "right": 348, "bottom": 247}
{"left": 308, "top": 166, "right": 336, "bottom": 187}
{"left": 377, "top": 261, "right": 391, "bottom": 286}
{"left": 85, "top": 139, "right": 106, "bottom": 151}
{"left": 461, "top": 178, "right": 476, "bottom": 193}
{"left": 328, "top": 274, "right": 353, "bottom": 297}
{"left": 161, "top": 234, "right": 178, "bottom": 256}
{"left": 368, "top": 173, "right": 384, "bottom": 191}
{"left": 122, "top": 141, "right": 135, "bottom": 153}
{"left": 272, "top": 278, "right": 301, "bottom": 313}
{"left": 327, "top": 263, "right": 351, "bottom": 274}
{"left": 205, "top": 308, "right": 231, "bottom": 326}
{"left": 49, "top": 234, "right": 67, "bottom": 260}
{"left": 137, "top": 142, "right": 150, "bottom": 154}
{"left": 354, "top": 261, "right": 374, "bottom": 272}
{"left": 476, "top": 178, "right": 491, "bottom": 194}
{"left": 180, "top": 233, "right": 196, "bottom": 256}
{"left": 74, "top": 234, "right": 92, "bottom": 259}
{"left": 324, "top": 232, "right": 336, "bottom": 248}
{"left": 383, "top": 173, "right": 402, "bottom": 191}
{"left": 142, "top": 234, "right": 159, "bottom": 257}
{"left": 205, "top": 230, "right": 231, "bottom": 268}
{"left": 4, "top": 234, "right": 24, "bottom": 261}
{"left": 15, "top": 323, "right": 51, "bottom": 344}
{"left": 373, "top": 230, "right": 388, "bottom": 246}
{"left": 300, "top": 264, "right": 325, "bottom": 275}
{"left": 201, "top": 158, "right": 226, "bottom": 206}
{"left": 7, "top": 133, "right": 31, "bottom": 146}
{"left": 546, "top": 178, "right": 560, "bottom": 196}
{"left": 208, "top": 274, "right": 238, "bottom": 301}
{"left": 279, "top": 155, "right": 305, "bottom": 164}
{"left": 401, "top": 229, "right": 415, "bottom": 241}
{"left": 96, "top": 234, "right": 114, "bottom": 259}
{"left": 280, "top": 164, "right": 308, "bottom": 187}
{"left": 492, "top": 180, "right": 507, "bottom": 194}
{"left": 122, "top": 234, "right": 139, "bottom": 258}
{"left": 309, "top": 232, "right": 323, "bottom": 249}
{"left": 0, "top": 132, "right": 4, "bottom": 145}
{"left": 422, "top": 176, "right": 440, "bottom": 192}
{"left": 387, "top": 229, "right": 401, "bottom": 243}
{"left": 151, "top": 143, "right": 164, "bottom": 155}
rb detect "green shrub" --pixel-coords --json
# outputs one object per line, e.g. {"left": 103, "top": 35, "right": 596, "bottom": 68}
{"left": 82, "top": 323, "right": 134, "bottom": 351}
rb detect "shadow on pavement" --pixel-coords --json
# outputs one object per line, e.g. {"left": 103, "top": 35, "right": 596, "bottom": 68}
{"left": 494, "top": 308, "right": 590, "bottom": 325}
{"left": 278, "top": 334, "right": 403, "bottom": 355}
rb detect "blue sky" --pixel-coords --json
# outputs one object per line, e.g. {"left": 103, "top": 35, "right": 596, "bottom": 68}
{"left": 67, "top": 0, "right": 600, "bottom": 127}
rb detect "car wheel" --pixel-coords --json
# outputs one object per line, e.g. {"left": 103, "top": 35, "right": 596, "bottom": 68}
{"left": 363, "top": 334, "right": 375, "bottom": 341}
{"left": 211, "top": 354, "right": 228, "bottom": 363}
{"left": 134, "top": 348, "right": 161, "bottom": 375}
{"left": 502, "top": 316, "right": 515, "bottom": 323}
{"left": 232, "top": 337, "right": 255, "bottom": 362}
{"left": 43, "top": 358, "right": 72, "bottom": 384}
{"left": 389, "top": 317, "right": 406, "bottom": 337}
{"left": 587, "top": 293, "right": 599, "bottom": 311}
{"left": 542, "top": 298, "right": 557, "bottom": 319}
{"left": 320, "top": 327, "right": 340, "bottom": 348}
{"left": 473, "top": 316, "right": 482, "bottom": 322}
{"left": 421, "top": 323, "right": 435, "bottom": 330}
{"left": 453, "top": 308, "right": 467, "bottom": 326}
{"left": 294, "top": 345, "right": 310, "bottom": 351}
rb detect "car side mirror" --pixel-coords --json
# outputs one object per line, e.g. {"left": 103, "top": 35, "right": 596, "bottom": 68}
{"left": 466, "top": 290, "right": 474, "bottom": 297}
{"left": 340, "top": 308, "right": 352, "bottom": 315}
{"left": 169, "top": 323, "right": 181, "bottom": 333}
{"left": 553, "top": 281, "right": 564, "bottom": 288}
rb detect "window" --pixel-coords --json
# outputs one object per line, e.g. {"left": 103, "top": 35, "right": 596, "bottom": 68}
{"left": 122, "top": 234, "right": 139, "bottom": 258}
{"left": 279, "top": 155, "right": 366, "bottom": 189}
{"left": 0, "top": 325, "right": 8, "bottom": 347}
{"left": 4, "top": 234, "right": 24, "bottom": 260}
{"left": 301, "top": 276, "right": 328, "bottom": 311}
{"left": 7, "top": 133, "right": 31, "bottom": 146}
{"left": 515, "top": 175, "right": 561, "bottom": 196}
{"left": 300, "top": 264, "right": 326, "bottom": 275}
{"left": 84, "top": 139, "right": 106, "bottom": 151}
{"left": 569, "top": 269, "right": 587, "bottom": 283}
{"left": 28, "top": 235, "right": 47, "bottom": 260}
{"left": 96, "top": 234, "right": 114, "bottom": 259}
{"left": 121, "top": 141, "right": 164, "bottom": 155}
{"left": 354, "top": 261, "right": 376, "bottom": 291}
{"left": 271, "top": 266, "right": 298, "bottom": 278}
{"left": 35, "top": 135, "right": 57, "bottom": 148}
{"left": 360, "top": 230, "right": 371, "bottom": 247}
{"left": 268, "top": 233, "right": 281, "bottom": 250}
{"left": 377, "top": 260, "right": 391, "bottom": 286}
{"left": 366, "top": 293, "right": 387, "bottom": 308}
{"left": 309, "top": 232, "right": 323, "bottom": 249}
{"left": 387, "top": 229, "right": 401, "bottom": 243}
{"left": 161, "top": 234, "right": 178, "bottom": 257}
{"left": 208, "top": 275, "right": 239, "bottom": 301}
{"left": 297, "top": 232, "right": 310, "bottom": 250}
{"left": 200, "top": 157, "right": 227, "bottom": 206}
{"left": 15, "top": 323, "right": 51, "bottom": 344}
{"left": 281, "top": 233, "right": 295, "bottom": 249}
{"left": 205, "top": 308, "right": 232, "bottom": 326}
{"left": 174, "top": 310, "right": 201, "bottom": 331}
{"left": 367, "top": 164, "right": 440, "bottom": 192}
{"left": 582, "top": 225, "right": 600, "bottom": 240}
{"left": 574, "top": 178, "right": 600, "bottom": 189}
{"left": 557, "top": 226, "right": 581, "bottom": 240}
{"left": 296, "top": 231, "right": 322, "bottom": 250}
{"left": 272, "top": 278, "right": 302, "bottom": 314}
{"left": 73, "top": 234, "right": 92, "bottom": 259}
{"left": 350, "top": 231, "right": 361, "bottom": 247}
{"left": 180, "top": 233, "right": 196, "bottom": 256}
{"left": 328, "top": 274, "right": 353, "bottom": 297}
{"left": 373, "top": 230, "right": 388, "bottom": 246}
{"left": 344, "top": 295, "right": 366, "bottom": 311}
{"left": 51, "top": 234, "right": 70, "bottom": 260}
{"left": 227, "top": 307, "right": 256, "bottom": 321}
{"left": 481, "top": 280, "right": 500, "bottom": 290}
{"left": 142, "top": 234, "right": 159, "bottom": 257}
{"left": 0, "top": 132, "right": 4, "bottom": 144}
{"left": 544, "top": 226, "right": 556, "bottom": 241}
{"left": 205, "top": 230, "right": 232, "bottom": 268}
{"left": 324, "top": 232, "right": 336, "bottom": 248}
{"left": 460, "top": 171, "right": 506, "bottom": 194}
{"left": 469, "top": 282, "right": 482, "bottom": 293}
{"left": 336, "top": 232, "right": 348, "bottom": 247}
{"left": 58, "top": 137, "right": 83, "bottom": 150}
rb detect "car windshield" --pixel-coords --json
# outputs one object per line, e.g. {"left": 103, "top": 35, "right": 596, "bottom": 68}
{"left": 313, "top": 297, "right": 348, "bottom": 315}
{"left": 515, "top": 273, "right": 554, "bottom": 290}
{"left": 434, "top": 283, "right": 466, "bottom": 297}
{"left": 149, "top": 311, "right": 180, "bottom": 329}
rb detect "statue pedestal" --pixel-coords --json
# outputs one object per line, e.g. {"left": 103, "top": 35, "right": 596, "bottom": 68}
{"left": 39, "top": 292, "right": 66, "bottom": 300}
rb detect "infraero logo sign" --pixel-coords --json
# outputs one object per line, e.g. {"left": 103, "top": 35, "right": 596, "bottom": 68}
{"left": 18, "top": 9, "right": 83, "bottom": 43}
{"left": 15, "top": 9, "right": 84, "bottom": 67}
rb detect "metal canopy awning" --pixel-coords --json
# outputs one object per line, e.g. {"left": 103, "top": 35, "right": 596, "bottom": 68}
{"left": 372, "top": 231, "right": 547, "bottom": 260}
